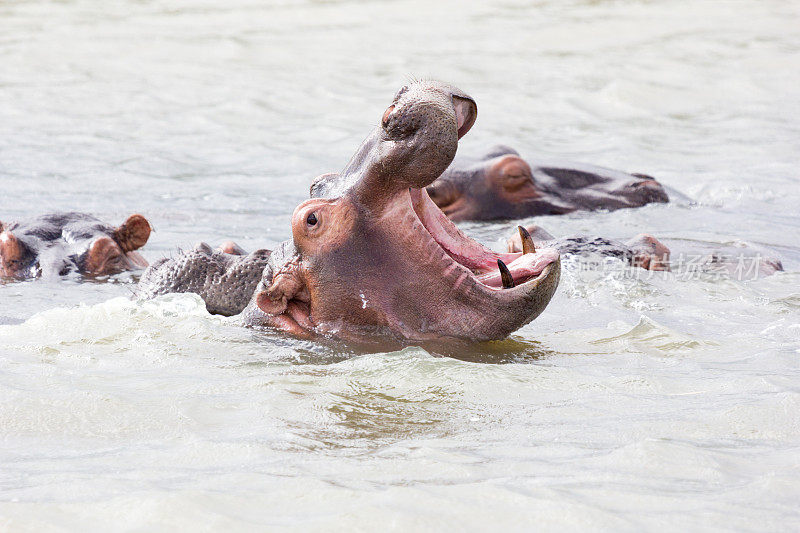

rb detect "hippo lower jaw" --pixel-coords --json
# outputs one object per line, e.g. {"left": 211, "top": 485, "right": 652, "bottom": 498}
{"left": 375, "top": 187, "right": 561, "bottom": 341}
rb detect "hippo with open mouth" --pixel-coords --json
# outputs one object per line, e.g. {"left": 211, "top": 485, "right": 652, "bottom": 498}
{"left": 138, "top": 81, "right": 561, "bottom": 343}
{"left": 0, "top": 212, "right": 151, "bottom": 279}
{"left": 426, "top": 145, "right": 669, "bottom": 221}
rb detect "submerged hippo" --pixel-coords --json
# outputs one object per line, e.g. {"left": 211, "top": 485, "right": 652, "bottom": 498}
{"left": 506, "top": 225, "right": 783, "bottom": 278}
{"left": 0, "top": 212, "right": 151, "bottom": 279}
{"left": 506, "top": 225, "right": 671, "bottom": 271}
{"left": 426, "top": 145, "right": 669, "bottom": 221}
{"left": 138, "top": 81, "right": 561, "bottom": 343}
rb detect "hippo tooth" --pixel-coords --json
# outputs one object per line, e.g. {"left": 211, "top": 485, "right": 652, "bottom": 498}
{"left": 497, "top": 259, "right": 515, "bottom": 289}
{"left": 518, "top": 226, "right": 535, "bottom": 254}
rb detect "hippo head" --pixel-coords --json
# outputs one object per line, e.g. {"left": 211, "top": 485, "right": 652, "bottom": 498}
{"left": 425, "top": 146, "right": 556, "bottom": 221}
{"left": 426, "top": 146, "right": 669, "bottom": 221}
{"left": 254, "top": 81, "right": 561, "bottom": 342}
{"left": 0, "top": 213, "right": 151, "bottom": 279}
{"left": 625, "top": 233, "right": 671, "bottom": 271}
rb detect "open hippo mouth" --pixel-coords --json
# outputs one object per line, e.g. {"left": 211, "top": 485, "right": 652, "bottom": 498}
{"left": 408, "top": 187, "right": 559, "bottom": 290}
{"left": 254, "top": 80, "right": 561, "bottom": 343}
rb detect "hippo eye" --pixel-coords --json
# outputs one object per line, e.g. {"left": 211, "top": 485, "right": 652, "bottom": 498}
{"left": 306, "top": 212, "right": 318, "bottom": 226}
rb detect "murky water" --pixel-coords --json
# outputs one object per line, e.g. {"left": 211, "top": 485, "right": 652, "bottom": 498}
{"left": 2, "top": 0, "right": 800, "bottom": 529}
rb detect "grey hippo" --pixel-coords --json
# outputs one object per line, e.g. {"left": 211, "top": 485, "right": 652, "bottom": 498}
{"left": 426, "top": 145, "right": 669, "bottom": 221}
{"left": 0, "top": 212, "right": 151, "bottom": 279}
{"left": 505, "top": 225, "right": 782, "bottom": 278}
{"left": 506, "top": 225, "right": 671, "bottom": 271}
{"left": 137, "top": 81, "right": 562, "bottom": 344}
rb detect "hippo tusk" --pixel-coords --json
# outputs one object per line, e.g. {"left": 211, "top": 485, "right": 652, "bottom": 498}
{"left": 518, "top": 226, "right": 536, "bottom": 254}
{"left": 497, "top": 259, "right": 514, "bottom": 289}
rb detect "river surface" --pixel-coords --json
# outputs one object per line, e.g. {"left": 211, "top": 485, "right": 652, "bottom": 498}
{"left": 1, "top": 0, "right": 800, "bottom": 530}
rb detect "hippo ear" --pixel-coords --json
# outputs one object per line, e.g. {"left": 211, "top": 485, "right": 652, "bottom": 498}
{"left": 255, "top": 290, "right": 287, "bottom": 315}
{"left": 0, "top": 230, "right": 28, "bottom": 271}
{"left": 453, "top": 95, "right": 477, "bottom": 139}
{"left": 217, "top": 241, "right": 247, "bottom": 256}
{"left": 256, "top": 267, "right": 304, "bottom": 315}
{"left": 113, "top": 214, "right": 151, "bottom": 252}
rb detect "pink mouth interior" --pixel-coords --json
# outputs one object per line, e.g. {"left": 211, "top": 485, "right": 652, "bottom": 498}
{"left": 409, "top": 188, "right": 558, "bottom": 289}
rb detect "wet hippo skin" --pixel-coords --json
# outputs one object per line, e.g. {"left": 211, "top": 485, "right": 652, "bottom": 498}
{"left": 138, "top": 81, "right": 562, "bottom": 343}
{"left": 137, "top": 243, "right": 271, "bottom": 317}
{"left": 0, "top": 212, "right": 151, "bottom": 279}
{"left": 426, "top": 145, "right": 669, "bottom": 222}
